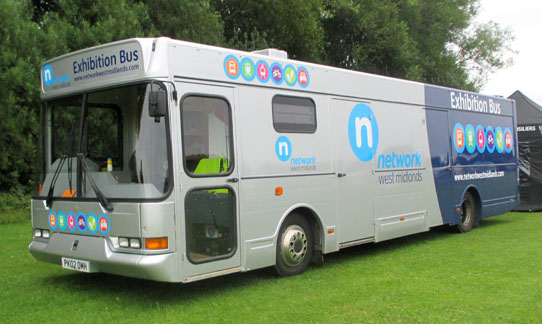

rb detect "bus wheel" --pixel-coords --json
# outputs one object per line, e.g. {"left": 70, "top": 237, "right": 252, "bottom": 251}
{"left": 458, "top": 192, "right": 476, "bottom": 233}
{"left": 275, "top": 214, "right": 313, "bottom": 276}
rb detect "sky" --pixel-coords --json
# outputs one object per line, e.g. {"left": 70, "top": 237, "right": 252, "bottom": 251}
{"left": 477, "top": 0, "right": 542, "bottom": 104}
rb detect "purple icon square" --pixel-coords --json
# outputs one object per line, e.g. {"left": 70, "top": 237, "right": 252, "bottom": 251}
{"left": 272, "top": 65, "right": 282, "bottom": 82}
{"left": 78, "top": 215, "right": 86, "bottom": 230}
{"left": 487, "top": 130, "right": 495, "bottom": 150}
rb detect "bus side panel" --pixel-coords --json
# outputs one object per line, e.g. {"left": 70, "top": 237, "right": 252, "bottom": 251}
{"left": 424, "top": 85, "right": 519, "bottom": 225}
{"left": 371, "top": 100, "right": 445, "bottom": 242}
{"left": 236, "top": 86, "right": 335, "bottom": 270}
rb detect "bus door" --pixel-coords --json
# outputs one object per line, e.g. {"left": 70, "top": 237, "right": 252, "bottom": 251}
{"left": 177, "top": 82, "right": 240, "bottom": 280}
{"left": 332, "top": 98, "right": 375, "bottom": 244}
{"left": 425, "top": 109, "right": 454, "bottom": 224}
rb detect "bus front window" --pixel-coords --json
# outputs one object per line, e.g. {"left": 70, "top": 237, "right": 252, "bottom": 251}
{"left": 38, "top": 83, "right": 172, "bottom": 201}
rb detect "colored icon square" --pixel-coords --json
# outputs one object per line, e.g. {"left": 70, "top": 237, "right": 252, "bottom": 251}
{"left": 284, "top": 65, "right": 296, "bottom": 86}
{"left": 271, "top": 63, "right": 283, "bottom": 84}
{"left": 98, "top": 214, "right": 110, "bottom": 235}
{"left": 256, "top": 61, "right": 270, "bottom": 82}
{"left": 48, "top": 211, "right": 57, "bottom": 229}
{"left": 224, "top": 55, "right": 240, "bottom": 79}
{"left": 453, "top": 123, "right": 465, "bottom": 153}
{"left": 476, "top": 125, "right": 486, "bottom": 153}
{"left": 297, "top": 67, "right": 310, "bottom": 87}
{"left": 241, "top": 58, "right": 255, "bottom": 81}
{"left": 486, "top": 126, "right": 495, "bottom": 153}
{"left": 465, "top": 124, "right": 475, "bottom": 153}
{"left": 67, "top": 213, "right": 76, "bottom": 231}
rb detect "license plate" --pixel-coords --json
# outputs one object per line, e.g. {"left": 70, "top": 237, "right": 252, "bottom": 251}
{"left": 61, "top": 257, "right": 90, "bottom": 273}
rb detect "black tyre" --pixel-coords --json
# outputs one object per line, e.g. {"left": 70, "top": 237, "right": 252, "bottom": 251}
{"left": 458, "top": 191, "right": 476, "bottom": 233}
{"left": 275, "top": 213, "right": 313, "bottom": 277}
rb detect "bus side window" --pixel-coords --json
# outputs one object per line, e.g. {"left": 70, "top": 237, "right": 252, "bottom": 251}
{"left": 272, "top": 95, "right": 316, "bottom": 133}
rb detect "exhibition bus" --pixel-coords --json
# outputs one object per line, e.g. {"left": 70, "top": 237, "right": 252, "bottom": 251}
{"left": 29, "top": 37, "right": 519, "bottom": 282}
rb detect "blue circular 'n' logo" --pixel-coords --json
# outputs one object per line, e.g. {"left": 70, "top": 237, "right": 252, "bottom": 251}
{"left": 348, "top": 104, "right": 379, "bottom": 162}
{"left": 43, "top": 64, "right": 53, "bottom": 87}
{"left": 275, "top": 136, "right": 292, "bottom": 162}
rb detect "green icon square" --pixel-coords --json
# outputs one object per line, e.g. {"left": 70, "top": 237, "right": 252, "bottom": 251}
{"left": 242, "top": 61, "right": 254, "bottom": 79}
{"left": 285, "top": 67, "right": 295, "bottom": 84}
{"left": 466, "top": 128, "right": 475, "bottom": 149}
{"left": 88, "top": 216, "right": 97, "bottom": 232}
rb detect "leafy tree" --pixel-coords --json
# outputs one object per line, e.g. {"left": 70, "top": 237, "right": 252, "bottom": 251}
{"left": 322, "top": 0, "right": 514, "bottom": 91}
{"left": 394, "top": 0, "right": 476, "bottom": 88}
{"left": 142, "top": 0, "right": 225, "bottom": 45}
{"left": 0, "top": 0, "right": 41, "bottom": 191}
{"left": 212, "top": 0, "right": 325, "bottom": 62}
{"left": 31, "top": 0, "right": 60, "bottom": 23}
{"left": 453, "top": 20, "right": 515, "bottom": 89}
{"left": 322, "top": 0, "right": 420, "bottom": 78}
{"left": 400, "top": 0, "right": 514, "bottom": 89}
{"left": 39, "top": 0, "right": 156, "bottom": 54}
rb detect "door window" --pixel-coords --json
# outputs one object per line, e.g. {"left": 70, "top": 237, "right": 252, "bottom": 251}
{"left": 185, "top": 188, "right": 236, "bottom": 263}
{"left": 181, "top": 96, "right": 233, "bottom": 176}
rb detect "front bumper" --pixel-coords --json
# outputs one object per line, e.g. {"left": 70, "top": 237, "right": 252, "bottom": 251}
{"left": 29, "top": 232, "right": 180, "bottom": 282}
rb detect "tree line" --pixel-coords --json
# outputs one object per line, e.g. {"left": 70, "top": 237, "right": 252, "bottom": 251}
{"left": 0, "top": 0, "right": 513, "bottom": 191}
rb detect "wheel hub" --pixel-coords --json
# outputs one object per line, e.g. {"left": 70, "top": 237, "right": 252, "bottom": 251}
{"left": 280, "top": 225, "right": 308, "bottom": 267}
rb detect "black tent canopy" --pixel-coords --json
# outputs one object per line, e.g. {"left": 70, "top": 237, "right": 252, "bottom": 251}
{"left": 509, "top": 90, "right": 542, "bottom": 211}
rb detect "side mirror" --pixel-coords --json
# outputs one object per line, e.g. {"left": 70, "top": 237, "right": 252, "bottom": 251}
{"left": 149, "top": 90, "right": 167, "bottom": 118}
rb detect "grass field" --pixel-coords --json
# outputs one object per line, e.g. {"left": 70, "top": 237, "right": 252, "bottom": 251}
{"left": 1, "top": 211, "right": 541, "bottom": 323}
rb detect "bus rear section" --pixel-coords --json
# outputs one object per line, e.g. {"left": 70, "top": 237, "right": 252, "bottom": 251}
{"left": 425, "top": 85, "right": 519, "bottom": 232}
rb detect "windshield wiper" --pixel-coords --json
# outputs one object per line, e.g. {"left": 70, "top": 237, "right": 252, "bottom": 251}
{"left": 45, "top": 155, "right": 67, "bottom": 209}
{"left": 78, "top": 153, "right": 114, "bottom": 212}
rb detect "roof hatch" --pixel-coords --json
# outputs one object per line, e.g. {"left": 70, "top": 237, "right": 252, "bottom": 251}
{"left": 251, "top": 48, "right": 288, "bottom": 59}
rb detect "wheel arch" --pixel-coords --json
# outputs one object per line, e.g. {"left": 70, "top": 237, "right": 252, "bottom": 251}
{"left": 275, "top": 204, "right": 325, "bottom": 257}
{"left": 459, "top": 185, "right": 482, "bottom": 227}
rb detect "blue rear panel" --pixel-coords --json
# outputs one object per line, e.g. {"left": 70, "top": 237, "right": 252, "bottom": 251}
{"left": 425, "top": 109, "right": 454, "bottom": 224}
{"left": 425, "top": 85, "right": 519, "bottom": 225}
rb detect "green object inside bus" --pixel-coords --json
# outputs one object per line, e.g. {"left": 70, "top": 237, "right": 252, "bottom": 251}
{"left": 193, "top": 157, "right": 230, "bottom": 174}
{"left": 193, "top": 157, "right": 230, "bottom": 194}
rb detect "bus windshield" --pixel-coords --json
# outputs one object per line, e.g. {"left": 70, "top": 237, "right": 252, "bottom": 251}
{"left": 37, "top": 83, "right": 172, "bottom": 201}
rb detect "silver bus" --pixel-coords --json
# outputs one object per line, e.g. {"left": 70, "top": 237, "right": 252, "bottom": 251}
{"left": 29, "top": 38, "right": 518, "bottom": 282}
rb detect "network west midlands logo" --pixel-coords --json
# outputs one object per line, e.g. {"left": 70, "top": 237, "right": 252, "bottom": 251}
{"left": 275, "top": 136, "right": 317, "bottom": 171}
{"left": 348, "top": 103, "right": 379, "bottom": 161}
{"left": 42, "top": 64, "right": 71, "bottom": 87}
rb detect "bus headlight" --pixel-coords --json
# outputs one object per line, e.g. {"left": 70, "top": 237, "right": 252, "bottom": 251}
{"left": 34, "top": 228, "right": 50, "bottom": 239}
{"left": 129, "top": 238, "right": 141, "bottom": 249}
{"left": 119, "top": 237, "right": 129, "bottom": 248}
{"left": 118, "top": 237, "right": 142, "bottom": 249}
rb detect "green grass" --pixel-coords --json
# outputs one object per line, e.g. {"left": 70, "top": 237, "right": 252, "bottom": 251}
{"left": 2, "top": 212, "right": 542, "bottom": 323}
{"left": 0, "top": 190, "right": 31, "bottom": 225}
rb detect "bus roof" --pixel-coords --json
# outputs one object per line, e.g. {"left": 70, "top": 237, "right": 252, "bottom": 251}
{"left": 40, "top": 37, "right": 513, "bottom": 115}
